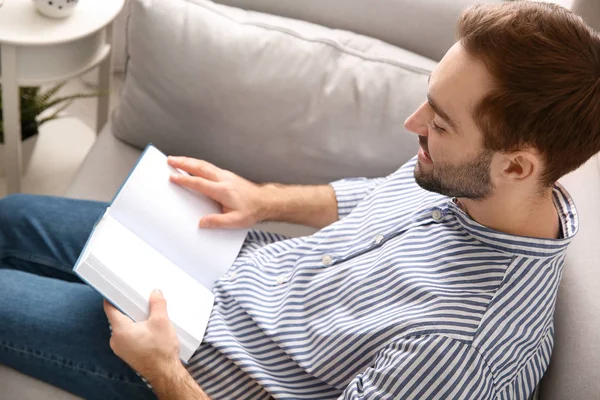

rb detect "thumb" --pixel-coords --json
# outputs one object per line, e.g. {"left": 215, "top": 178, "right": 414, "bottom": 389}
{"left": 149, "top": 289, "right": 169, "bottom": 320}
{"left": 200, "top": 213, "right": 241, "bottom": 229}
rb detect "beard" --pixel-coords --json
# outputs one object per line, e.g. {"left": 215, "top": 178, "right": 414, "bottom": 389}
{"left": 414, "top": 149, "right": 495, "bottom": 200}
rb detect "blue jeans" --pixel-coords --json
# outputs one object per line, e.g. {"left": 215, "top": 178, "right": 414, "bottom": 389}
{"left": 0, "top": 194, "right": 157, "bottom": 400}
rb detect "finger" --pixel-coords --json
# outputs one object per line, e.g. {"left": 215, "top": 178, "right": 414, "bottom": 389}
{"left": 167, "top": 157, "right": 221, "bottom": 181}
{"left": 104, "top": 300, "right": 134, "bottom": 328}
{"left": 200, "top": 213, "right": 243, "bottom": 229}
{"left": 169, "top": 174, "right": 224, "bottom": 201}
{"left": 148, "top": 289, "right": 169, "bottom": 320}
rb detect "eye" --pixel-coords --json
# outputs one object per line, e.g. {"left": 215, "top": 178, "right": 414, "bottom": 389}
{"left": 428, "top": 119, "right": 446, "bottom": 134}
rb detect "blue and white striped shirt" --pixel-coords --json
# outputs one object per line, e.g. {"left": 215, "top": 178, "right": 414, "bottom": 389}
{"left": 186, "top": 155, "right": 578, "bottom": 400}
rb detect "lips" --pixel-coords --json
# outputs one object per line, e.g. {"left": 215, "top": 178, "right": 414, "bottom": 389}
{"left": 421, "top": 147, "right": 430, "bottom": 158}
{"left": 418, "top": 136, "right": 431, "bottom": 159}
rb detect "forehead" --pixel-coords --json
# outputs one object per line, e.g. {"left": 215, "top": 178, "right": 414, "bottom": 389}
{"left": 429, "top": 42, "right": 495, "bottom": 131}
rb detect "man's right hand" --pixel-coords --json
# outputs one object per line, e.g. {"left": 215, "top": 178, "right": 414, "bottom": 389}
{"left": 168, "top": 156, "right": 268, "bottom": 229}
{"left": 167, "top": 156, "right": 340, "bottom": 230}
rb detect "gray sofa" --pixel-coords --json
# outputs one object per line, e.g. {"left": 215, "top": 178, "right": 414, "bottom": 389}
{"left": 1, "top": 0, "right": 599, "bottom": 399}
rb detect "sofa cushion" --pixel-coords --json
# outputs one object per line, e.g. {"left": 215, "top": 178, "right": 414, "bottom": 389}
{"left": 66, "top": 123, "right": 142, "bottom": 202}
{"left": 112, "top": 0, "right": 437, "bottom": 185}
{"left": 0, "top": 365, "right": 82, "bottom": 400}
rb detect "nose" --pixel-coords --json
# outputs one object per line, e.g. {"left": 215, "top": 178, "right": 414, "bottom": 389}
{"left": 404, "top": 101, "right": 429, "bottom": 137}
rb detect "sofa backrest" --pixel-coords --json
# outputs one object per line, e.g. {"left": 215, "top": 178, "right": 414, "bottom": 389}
{"left": 215, "top": 0, "right": 502, "bottom": 62}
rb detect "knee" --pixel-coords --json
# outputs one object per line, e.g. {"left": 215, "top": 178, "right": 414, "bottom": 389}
{"left": 0, "top": 194, "right": 37, "bottom": 231}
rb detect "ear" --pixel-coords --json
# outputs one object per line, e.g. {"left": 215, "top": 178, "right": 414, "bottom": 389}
{"left": 498, "top": 149, "right": 541, "bottom": 183}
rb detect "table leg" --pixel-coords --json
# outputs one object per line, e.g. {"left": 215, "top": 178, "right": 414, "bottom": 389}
{"left": 1, "top": 44, "right": 22, "bottom": 194}
{"left": 96, "top": 23, "right": 114, "bottom": 134}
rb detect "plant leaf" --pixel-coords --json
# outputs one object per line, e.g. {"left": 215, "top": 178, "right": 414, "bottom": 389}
{"left": 0, "top": 82, "right": 101, "bottom": 143}
{"left": 36, "top": 100, "right": 74, "bottom": 127}
{"left": 37, "top": 82, "right": 68, "bottom": 104}
{"left": 35, "top": 93, "right": 100, "bottom": 114}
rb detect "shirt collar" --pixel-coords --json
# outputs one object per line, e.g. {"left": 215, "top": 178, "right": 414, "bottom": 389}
{"left": 445, "top": 182, "right": 578, "bottom": 259}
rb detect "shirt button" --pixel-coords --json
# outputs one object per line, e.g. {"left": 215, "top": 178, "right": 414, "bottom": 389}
{"left": 229, "top": 271, "right": 238, "bottom": 280}
{"left": 322, "top": 255, "right": 333, "bottom": 266}
{"left": 374, "top": 234, "right": 384, "bottom": 244}
{"left": 432, "top": 210, "right": 442, "bottom": 221}
{"left": 276, "top": 275, "right": 285, "bottom": 285}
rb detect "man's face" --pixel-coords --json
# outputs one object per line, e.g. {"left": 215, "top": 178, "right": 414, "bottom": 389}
{"left": 404, "top": 42, "right": 497, "bottom": 199}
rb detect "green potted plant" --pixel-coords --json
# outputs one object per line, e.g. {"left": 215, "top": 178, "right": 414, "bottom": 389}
{"left": 0, "top": 82, "right": 98, "bottom": 175}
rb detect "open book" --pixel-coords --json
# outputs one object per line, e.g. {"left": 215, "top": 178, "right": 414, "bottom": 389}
{"left": 74, "top": 145, "right": 248, "bottom": 363}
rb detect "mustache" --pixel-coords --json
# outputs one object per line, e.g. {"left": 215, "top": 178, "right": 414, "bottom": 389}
{"left": 418, "top": 136, "right": 429, "bottom": 154}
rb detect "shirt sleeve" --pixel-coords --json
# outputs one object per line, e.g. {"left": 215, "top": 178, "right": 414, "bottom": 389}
{"left": 338, "top": 335, "right": 496, "bottom": 400}
{"left": 329, "top": 177, "right": 387, "bottom": 220}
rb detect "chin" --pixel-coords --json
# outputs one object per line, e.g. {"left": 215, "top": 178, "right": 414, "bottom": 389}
{"left": 415, "top": 160, "right": 433, "bottom": 177}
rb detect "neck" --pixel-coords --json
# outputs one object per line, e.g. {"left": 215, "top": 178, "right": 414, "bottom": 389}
{"left": 456, "top": 188, "right": 561, "bottom": 239}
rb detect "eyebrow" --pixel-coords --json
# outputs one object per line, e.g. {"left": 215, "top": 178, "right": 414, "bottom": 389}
{"left": 427, "top": 75, "right": 458, "bottom": 131}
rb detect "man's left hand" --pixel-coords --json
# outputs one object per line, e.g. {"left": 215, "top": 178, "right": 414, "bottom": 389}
{"left": 103, "top": 289, "right": 181, "bottom": 382}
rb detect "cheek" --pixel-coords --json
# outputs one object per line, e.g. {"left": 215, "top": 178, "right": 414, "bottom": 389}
{"left": 429, "top": 136, "right": 462, "bottom": 164}
{"left": 427, "top": 136, "right": 444, "bottom": 160}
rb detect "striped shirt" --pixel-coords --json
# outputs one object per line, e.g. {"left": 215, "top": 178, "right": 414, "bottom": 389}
{"left": 185, "top": 155, "right": 578, "bottom": 400}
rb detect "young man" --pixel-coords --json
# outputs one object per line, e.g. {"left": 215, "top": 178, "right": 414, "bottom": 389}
{"left": 0, "top": 2, "right": 598, "bottom": 399}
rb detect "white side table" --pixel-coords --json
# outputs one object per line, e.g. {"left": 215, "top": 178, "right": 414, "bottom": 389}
{"left": 0, "top": 0, "right": 125, "bottom": 194}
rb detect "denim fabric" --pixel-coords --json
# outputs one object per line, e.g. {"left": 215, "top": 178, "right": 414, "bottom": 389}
{"left": 0, "top": 194, "right": 156, "bottom": 400}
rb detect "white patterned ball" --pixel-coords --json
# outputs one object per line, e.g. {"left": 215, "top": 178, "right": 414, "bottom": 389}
{"left": 33, "top": 0, "right": 79, "bottom": 19}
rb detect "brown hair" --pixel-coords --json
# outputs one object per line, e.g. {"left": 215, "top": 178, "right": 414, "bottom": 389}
{"left": 457, "top": 1, "right": 600, "bottom": 187}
